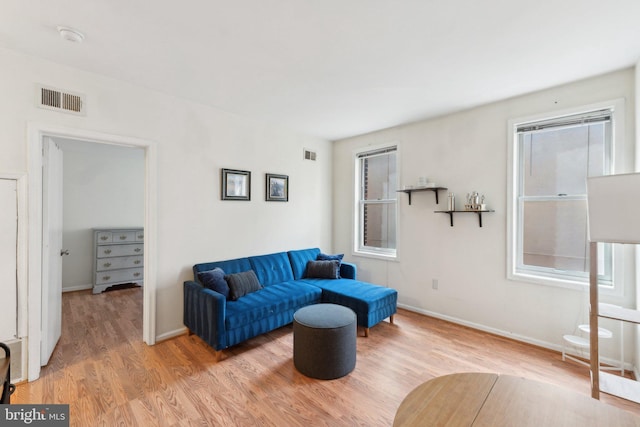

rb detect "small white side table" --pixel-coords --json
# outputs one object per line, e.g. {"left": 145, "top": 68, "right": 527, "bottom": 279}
{"left": 562, "top": 323, "right": 623, "bottom": 375}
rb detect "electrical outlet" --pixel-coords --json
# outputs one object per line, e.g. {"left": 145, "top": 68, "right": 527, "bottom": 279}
{"left": 432, "top": 279, "right": 438, "bottom": 290}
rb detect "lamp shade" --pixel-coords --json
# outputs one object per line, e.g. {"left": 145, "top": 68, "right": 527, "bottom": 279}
{"left": 587, "top": 173, "right": 640, "bottom": 244}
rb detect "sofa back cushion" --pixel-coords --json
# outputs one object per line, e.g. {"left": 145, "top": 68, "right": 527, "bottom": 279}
{"left": 287, "top": 248, "right": 321, "bottom": 279}
{"left": 193, "top": 257, "right": 252, "bottom": 283}
{"left": 248, "top": 252, "right": 294, "bottom": 286}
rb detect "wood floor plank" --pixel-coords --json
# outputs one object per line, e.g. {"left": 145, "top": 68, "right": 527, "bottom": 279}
{"left": 12, "top": 287, "right": 640, "bottom": 426}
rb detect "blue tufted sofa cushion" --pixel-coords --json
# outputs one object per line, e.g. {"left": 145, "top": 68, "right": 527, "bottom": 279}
{"left": 249, "top": 252, "right": 294, "bottom": 286}
{"left": 287, "top": 248, "right": 321, "bottom": 279}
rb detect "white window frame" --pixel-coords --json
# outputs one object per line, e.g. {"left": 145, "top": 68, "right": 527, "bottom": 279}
{"left": 353, "top": 144, "right": 398, "bottom": 259}
{"left": 507, "top": 99, "right": 625, "bottom": 293}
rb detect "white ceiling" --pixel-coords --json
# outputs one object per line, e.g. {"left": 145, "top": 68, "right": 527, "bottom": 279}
{"left": 2, "top": 1, "right": 640, "bottom": 141}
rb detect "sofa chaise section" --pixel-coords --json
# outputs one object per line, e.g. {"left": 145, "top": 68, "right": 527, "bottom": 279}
{"left": 288, "top": 248, "right": 397, "bottom": 337}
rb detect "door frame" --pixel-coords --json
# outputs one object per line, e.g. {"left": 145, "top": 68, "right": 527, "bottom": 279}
{"left": 27, "top": 123, "right": 157, "bottom": 381}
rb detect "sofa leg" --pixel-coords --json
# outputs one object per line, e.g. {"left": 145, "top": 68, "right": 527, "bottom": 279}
{"left": 390, "top": 315, "right": 395, "bottom": 324}
{"left": 364, "top": 328, "right": 369, "bottom": 337}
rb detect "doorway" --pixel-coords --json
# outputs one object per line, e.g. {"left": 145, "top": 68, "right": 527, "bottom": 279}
{"left": 27, "top": 124, "right": 157, "bottom": 381}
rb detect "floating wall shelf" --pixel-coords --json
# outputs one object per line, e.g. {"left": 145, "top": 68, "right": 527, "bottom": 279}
{"left": 434, "top": 210, "right": 495, "bottom": 227}
{"left": 397, "top": 187, "right": 447, "bottom": 205}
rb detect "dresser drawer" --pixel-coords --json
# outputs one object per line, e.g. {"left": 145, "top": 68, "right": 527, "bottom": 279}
{"left": 96, "top": 231, "right": 113, "bottom": 243}
{"left": 97, "top": 244, "right": 143, "bottom": 258}
{"left": 112, "top": 231, "right": 136, "bottom": 243}
{"left": 96, "top": 255, "right": 143, "bottom": 272}
{"left": 95, "top": 268, "right": 143, "bottom": 285}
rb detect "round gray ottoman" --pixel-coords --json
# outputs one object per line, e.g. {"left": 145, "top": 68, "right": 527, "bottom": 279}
{"left": 293, "top": 303, "right": 357, "bottom": 380}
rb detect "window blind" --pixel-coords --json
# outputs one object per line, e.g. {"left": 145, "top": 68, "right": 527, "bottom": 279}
{"left": 517, "top": 109, "right": 611, "bottom": 134}
{"left": 357, "top": 146, "right": 397, "bottom": 159}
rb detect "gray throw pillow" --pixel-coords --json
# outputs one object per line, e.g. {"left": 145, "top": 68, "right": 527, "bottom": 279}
{"left": 306, "top": 260, "right": 340, "bottom": 279}
{"left": 225, "top": 270, "right": 262, "bottom": 301}
{"left": 316, "top": 253, "right": 344, "bottom": 277}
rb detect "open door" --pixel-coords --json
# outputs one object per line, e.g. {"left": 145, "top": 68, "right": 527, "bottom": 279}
{"left": 41, "top": 137, "right": 63, "bottom": 366}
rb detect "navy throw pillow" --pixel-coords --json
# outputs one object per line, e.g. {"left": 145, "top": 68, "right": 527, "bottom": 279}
{"left": 317, "top": 253, "right": 344, "bottom": 262}
{"left": 306, "top": 260, "right": 340, "bottom": 279}
{"left": 225, "top": 270, "right": 263, "bottom": 301}
{"left": 198, "top": 268, "right": 230, "bottom": 298}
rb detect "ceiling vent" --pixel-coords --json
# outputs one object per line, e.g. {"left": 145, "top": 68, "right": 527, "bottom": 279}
{"left": 303, "top": 148, "right": 317, "bottom": 161}
{"left": 37, "top": 85, "right": 86, "bottom": 115}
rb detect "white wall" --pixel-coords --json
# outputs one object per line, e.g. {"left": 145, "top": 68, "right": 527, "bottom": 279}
{"left": 0, "top": 47, "right": 332, "bottom": 341}
{"left": 59, "top": 141, "right": 144, "bottom": 291}
{"left": 333, "top": 68, "right": 636, "bottom": 365}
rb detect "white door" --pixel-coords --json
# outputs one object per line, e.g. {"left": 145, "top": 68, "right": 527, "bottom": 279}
{"left": 0, "top": 179, "right": 17, "bottom": 342}
{"left": 41, "top": 137, "right": 63, "bottom": 366}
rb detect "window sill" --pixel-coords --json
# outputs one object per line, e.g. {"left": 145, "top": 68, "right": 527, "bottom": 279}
{"left": 508, "top": 271, "right": 618, "bottom": 295}
{"left": 352, "top": 250, "right": 398, "bottom": 262}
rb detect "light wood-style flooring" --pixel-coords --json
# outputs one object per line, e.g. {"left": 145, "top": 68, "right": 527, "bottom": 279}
{"left": 13, "top": 287, "right": 640, "bottom": 426}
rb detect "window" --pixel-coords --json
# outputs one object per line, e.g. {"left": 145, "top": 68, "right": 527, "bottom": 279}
{"left": 510, "top": 108, "right": 616, "bottom": 287}
{"left": 355, "top": 146, "right": 397, "bottom": 257}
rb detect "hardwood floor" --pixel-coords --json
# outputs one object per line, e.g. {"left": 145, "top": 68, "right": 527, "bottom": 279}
{"left": 13, "top": 287, "right": 640, "bottom": 426}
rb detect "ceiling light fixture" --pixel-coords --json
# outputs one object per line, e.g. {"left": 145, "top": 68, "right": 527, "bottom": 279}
{"left": 57, "top": 26, "right": 84, "bottom": 43}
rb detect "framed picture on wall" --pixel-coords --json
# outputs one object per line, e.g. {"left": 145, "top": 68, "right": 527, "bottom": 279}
{"left": 221, "top": 169, "right": 251, "bottom": 201}
{"left": 266, "top": 173, "right": 288, "bottom": 202}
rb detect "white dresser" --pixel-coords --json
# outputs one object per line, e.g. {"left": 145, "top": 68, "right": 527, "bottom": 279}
{"left": 93, "top": 228, "right": 144, "bottom": 294}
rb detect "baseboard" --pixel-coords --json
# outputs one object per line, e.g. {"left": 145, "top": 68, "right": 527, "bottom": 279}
{"left": 156, "top": 327, "right": 188, "bottom": 343}
{"left": 62, "top": 284, "right": 93, "bottom": 293}
{"left": 397, "top": 303, "right": 635, "bottom": 373}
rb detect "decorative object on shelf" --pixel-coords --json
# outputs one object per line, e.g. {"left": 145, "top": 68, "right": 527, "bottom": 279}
{"left": 435, "top": 190, "right": 493, "bottom": 227}
{"left": 464, "top": 191, "right": 485, "bottom": 211}
{"left": 447, "top": 192, "right": 455, "bottom": 211}
{"left": 586, "top": 172, "right": 640, "bottom": 403}
{"left": 221, "top": 168, "right": 251, "bottom": 201}
{"left": 265, "top": 173, "right": 288, "bottom": 202}
{"left": 413, "top": 177, "right": 437, "bottom": 189}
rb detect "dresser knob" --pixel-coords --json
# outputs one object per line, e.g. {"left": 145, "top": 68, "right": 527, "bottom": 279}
{"left": 104, "top": 262, "right": 112, "bottom": 267}
{"left": 133, "top": 272, "right": 141, "bottom": 277}
{"left": 134, "top": 260, "right": 141, "bottom": 265}
{"left": 103, "top": 275, "right": 111, "bottom": 281}
{"left": 138, "top": 234, "right": 144, "bottom": 239}
{"left": 100, "top": 236, "right": 108, "bottom": 240}
{"left": 104, "top": 249, "right": 112, "bottom": 255}
{"left": 120, "top": 235, "right": 127, "bottom": 240}
{"left": 134, "top": 248, "right": 141, "bottom": 253}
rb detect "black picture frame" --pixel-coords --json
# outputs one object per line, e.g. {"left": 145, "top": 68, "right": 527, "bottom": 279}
{"left": 221, "top": 169, "right": 251, "bottom": 201}
{"left": 266, "top": 173, "right": 288, "bottom": 202}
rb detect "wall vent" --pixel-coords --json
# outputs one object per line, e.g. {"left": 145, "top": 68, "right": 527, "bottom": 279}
{"left": 303, "top": 149, "right": 317, "bottom": 161}
{"left": 37, "top": 85, "right": 86, "bottom": 115}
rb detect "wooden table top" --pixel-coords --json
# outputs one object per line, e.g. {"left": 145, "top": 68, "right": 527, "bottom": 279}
{"left": 393, "top": 372, "right": 640, "bottom": 427}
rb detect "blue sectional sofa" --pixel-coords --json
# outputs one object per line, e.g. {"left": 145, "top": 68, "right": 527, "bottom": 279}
{"left": 183, "top": 248, "right": 397, "bottom": 359}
